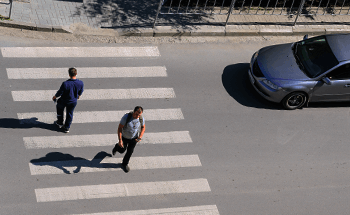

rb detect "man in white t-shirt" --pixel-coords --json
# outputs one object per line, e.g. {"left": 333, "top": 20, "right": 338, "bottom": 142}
{"left": 112, "top": 106, "right": 145, "bottom": 173}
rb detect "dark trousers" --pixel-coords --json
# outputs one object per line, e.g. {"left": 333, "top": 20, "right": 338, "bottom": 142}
{"left": 56, "top": 101, "right": 77, "bottom": 128}
{"left": 113, "top": 136, "right": 138, "bottom": 166}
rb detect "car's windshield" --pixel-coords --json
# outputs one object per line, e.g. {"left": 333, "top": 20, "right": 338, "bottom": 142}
{"left": 294, "top": 36, "right": 338, "bottom": 78}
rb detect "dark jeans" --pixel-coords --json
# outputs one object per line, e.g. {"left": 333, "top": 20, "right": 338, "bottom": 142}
{"left": 56, "top": 101, "right": 77, "bottom": 128}
{"left": 113, "top": 136, "right": 138, "bottom": 166}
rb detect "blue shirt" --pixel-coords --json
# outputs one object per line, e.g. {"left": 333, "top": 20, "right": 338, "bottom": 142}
{"left": 55, "top": 79, "right": 84, "bottom": 104}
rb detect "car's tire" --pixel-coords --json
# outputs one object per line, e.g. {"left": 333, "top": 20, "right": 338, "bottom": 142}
{"left": 282, "top": 92, "right": 307, "bottom": 110}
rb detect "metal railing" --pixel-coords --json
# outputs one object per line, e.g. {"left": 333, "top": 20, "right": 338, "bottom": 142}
{"left": 0, "top": 0, "right": 13, "bottom": 19}
{"left": 153, "top": 0, "right": 350, "bottom": 27}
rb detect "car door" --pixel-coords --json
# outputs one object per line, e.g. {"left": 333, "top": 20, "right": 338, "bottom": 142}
{"left": 311, "top": 64, "right": 350, "bottom": 102}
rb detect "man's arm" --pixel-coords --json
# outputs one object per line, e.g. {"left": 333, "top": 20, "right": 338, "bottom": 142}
{"left": 78, "top": 82, "right": 84, "bottom": 99}
{"left": 139, "top": 125, "right": 145, "bottom": 138}
{"left": 118, "top": 123, "right": 124, "bottom": 147}
{"left": 52, "top": 82, "right": 65, "bottom": 101}
{"left": 137, "top": 125, "right": 146, "bottom": 142}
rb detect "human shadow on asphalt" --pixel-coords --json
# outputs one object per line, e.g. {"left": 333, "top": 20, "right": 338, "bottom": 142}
{"left": 222, "top": 63, "right": 281, "bottom": 110}
{"left": 222, "top": 64, "right": 350, "bottom": 110}
{"left": 30, "top": 151, "right": 120, "bottom": 174}
{"left": 0, "top": 117, "right": 62, "bottom": 132}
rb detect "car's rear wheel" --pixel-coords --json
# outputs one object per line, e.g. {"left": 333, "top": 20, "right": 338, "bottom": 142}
{"left": 282, "top": 92, "right": 307, "bottom": 110}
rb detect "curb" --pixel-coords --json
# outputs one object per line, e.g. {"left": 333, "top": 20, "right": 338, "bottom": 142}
{"left": 0, "top": 20, "right": 71, "bottom": 33}
{"left": 2, "top": 19, "right": 350, "bottom": 37}
{"left": 121, "top": 25, "right": 350, "bottom": 37}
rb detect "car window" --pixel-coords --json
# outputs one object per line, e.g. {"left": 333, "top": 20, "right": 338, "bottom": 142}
{"left": 327, "top": 64, "right": 350, "bottom": 80}
{"left": 295, "top": 36, "right": 339, "bottom": 78}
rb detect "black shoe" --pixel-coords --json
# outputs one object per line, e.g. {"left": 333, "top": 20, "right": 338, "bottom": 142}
{"left": 122, "top": 164, "right": 130, "bottom": 173}
{"left": 62, "top": 126, "right": 69, "bottom": 133}
{"left": 54, "top": 121, "right": 63, "bottom": 128}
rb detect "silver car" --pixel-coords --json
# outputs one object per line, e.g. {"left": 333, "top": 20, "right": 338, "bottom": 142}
{"left": 248, "top": 33, "right": 350, "bottom": 110}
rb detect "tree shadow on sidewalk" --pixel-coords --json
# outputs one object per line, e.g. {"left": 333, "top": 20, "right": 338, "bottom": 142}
{"left": 30, "top": 151, "right": 120, "bottom": 174}
{"left": 73, "top": 0, "right": 210, "bottom": 28}
{"left": 0, "top": 117, "right": 61, "bottom": 132}
{"left": 69, "top": 0, "right": 345, "bottom": 28}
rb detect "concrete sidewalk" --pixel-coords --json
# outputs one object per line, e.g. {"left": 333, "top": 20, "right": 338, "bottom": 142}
{"left": 0, "top": 0, "right": 350, "bottom": 36}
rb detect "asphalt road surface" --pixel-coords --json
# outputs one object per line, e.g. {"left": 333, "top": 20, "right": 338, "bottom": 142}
{"left": 0, "top": 33, "right": 349, "bottom": 215}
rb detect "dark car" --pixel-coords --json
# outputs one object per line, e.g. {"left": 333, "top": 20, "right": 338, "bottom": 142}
{"left": 248, "top": 33, "right": 350, "bottom": 110}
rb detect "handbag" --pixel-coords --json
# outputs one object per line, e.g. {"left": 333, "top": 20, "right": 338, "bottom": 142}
{"left": 112, "top": 143, "right": 125, "bottom": 154}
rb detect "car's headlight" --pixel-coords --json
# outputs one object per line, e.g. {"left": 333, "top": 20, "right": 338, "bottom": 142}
{"left": 262, "top": 79, "right": 281, "bottom": 90}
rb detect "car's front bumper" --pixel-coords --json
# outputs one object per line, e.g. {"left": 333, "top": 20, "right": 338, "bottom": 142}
{"left": 248, "top": 63, "right": 287, "bottom": 103}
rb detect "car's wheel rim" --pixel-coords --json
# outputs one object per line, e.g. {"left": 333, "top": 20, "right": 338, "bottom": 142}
{"left": 287, "top": 94, "right": 305, "bottom": 108}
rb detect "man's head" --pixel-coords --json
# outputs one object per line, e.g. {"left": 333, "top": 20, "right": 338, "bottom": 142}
{"left": 68, "top": 67, "right": 77, "bottom": 77}
{"left": 132, "top": 106, "right": 143, "bottom": 119}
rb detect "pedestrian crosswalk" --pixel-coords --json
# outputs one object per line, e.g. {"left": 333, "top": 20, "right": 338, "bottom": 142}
{"left": 24, "top": 131, "right": 193, "bottom": 149}
{"left": 35, "top": 178, "right": 211, "bottom": 202}
{"left": 29, "top": 155, "right": 202, "bottom": 175}
{"left": 18, "top": 108, "right": 184, "bottom": 124}
{"left": 2, "top": 46, "right": 220, "bottom": 214}
{"left": 6, "top": 66, "right": 167, "bottom": 79}
{"left": 71, "top": 205, "right": 219, "bottom": 215}
{"left": 12, "top": 88, "right": 176, "bottom": 101}
{"left": 1, "top": 47, "right": 160, "bottom": 58}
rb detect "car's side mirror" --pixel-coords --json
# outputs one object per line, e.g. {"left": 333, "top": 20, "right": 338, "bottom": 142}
{"left": 322, "top": 77, "right": 331, "bottom": 85}
{"left": 303, "top": 35, "right": 309, "bottom": 40}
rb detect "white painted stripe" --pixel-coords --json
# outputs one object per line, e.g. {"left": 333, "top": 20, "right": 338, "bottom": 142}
{"left": 0, "top": 47, "right": 160, "bottom": 58}
{"left": 70, "top": 205, "right": 220, "bottom": 215}
{"left": 35, "top": 178, "right": 211, "bottom": 202}
{"left": 6, "top": 67, "right": 167, "bottom": 79}
{"left": 18, "top": 108, "right": 184, "bottom": 124}
{"left": 24, "top": 131, "right": 192, "bottom": 149}
{"left": 12, "top": 88, "right": 175, "bottom": 101}
{"left": 29, "top": 155, "right": 201, "bottom": 175}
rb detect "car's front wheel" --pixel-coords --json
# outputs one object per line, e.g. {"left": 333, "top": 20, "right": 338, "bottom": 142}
{"left": 282, "top": 92, "right": 307, "bottom": 110}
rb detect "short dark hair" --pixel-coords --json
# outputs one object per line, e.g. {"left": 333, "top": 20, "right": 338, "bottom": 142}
{"left": 134, "top": 106, "right": 143, "bottom": 113}
{"left": 68, "top": 67, "right": 77, "bottom": 77}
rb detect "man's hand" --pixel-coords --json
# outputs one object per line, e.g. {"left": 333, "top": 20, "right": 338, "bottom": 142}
{"left": 118, "top": 141, "right": 124, "bottom": 148}
{"left": 52, "top": 96, "right": 57, "bottom": 101}
{"left": 136, "top": 137, "right": 142, "bottom": 142}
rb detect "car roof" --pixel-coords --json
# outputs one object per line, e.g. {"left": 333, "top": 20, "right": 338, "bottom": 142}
{"left": 325, "top": 34, "right": 350, "bottom": 62}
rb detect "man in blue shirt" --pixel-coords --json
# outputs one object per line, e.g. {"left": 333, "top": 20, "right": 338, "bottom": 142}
{"left": 112, "top": 106, "right": 146, "bottom": 173}
{"left": 52, "top": 67, "right": 84, "bottom": 133}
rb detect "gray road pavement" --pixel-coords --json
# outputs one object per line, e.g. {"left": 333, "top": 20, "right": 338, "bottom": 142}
{"left": 1, "top": 35, "right": 350, "bottom": 214}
